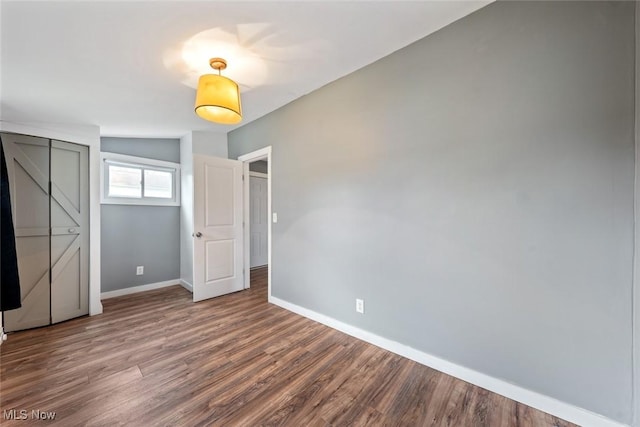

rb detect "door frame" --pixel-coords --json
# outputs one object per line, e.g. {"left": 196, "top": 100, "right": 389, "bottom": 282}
{"left": 238, "top": 146, "right": 272, "bottom": 301}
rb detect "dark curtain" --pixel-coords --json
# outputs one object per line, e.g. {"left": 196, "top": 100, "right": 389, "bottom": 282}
{"left": 0, "top": 137, "right": 21, "bottom": 311}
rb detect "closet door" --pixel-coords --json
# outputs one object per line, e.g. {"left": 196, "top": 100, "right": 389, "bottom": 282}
{"left": 2, "top": 134, "right": 51, "bottom": 332}
{"left": 50, "top": 140, "right": 89, "bottom": 323}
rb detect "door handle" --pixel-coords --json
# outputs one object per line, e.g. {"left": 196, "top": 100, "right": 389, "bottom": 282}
{"left": 68, "top": 228, "right": 76, "bottom": 234}
{"left": 194, "top": 232, "right": 203, "bottom": 238}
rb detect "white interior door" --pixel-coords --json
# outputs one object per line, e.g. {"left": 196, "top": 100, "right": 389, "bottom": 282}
{"left": 193, "top": 154, "right": 244, "bottom": 302}
{"left": 250, "top": 175, "right": 268, "bottom": 268}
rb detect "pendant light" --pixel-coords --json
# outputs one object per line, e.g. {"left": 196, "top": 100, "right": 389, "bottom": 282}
{"left": 194, "top": 58, "right": 242, "bottom": 124}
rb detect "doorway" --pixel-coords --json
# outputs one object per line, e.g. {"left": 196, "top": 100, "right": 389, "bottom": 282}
{"left": 238, "top": 147, "right": 272, "bottom": 301}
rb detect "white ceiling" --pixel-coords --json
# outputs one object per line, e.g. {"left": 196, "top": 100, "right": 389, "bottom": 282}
{"left": 0, "top": 1, "right": 490, "bottom": 138}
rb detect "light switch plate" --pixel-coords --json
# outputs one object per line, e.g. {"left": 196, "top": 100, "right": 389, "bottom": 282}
{"left": 273, "top": 212, "right": 278, "bottom": 223}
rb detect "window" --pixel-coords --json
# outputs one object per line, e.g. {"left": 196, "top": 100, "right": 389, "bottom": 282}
{"left": 101, "top": 153, "right": 180, "bottom": 206}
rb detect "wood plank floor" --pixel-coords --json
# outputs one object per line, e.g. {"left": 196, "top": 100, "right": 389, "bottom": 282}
{"left": 1, "top": 266, "right": 575, "bottom": 426}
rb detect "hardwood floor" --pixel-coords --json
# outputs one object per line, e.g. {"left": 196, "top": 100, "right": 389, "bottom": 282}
{"left": 1, "top": 266, "right": 575, "bottom": 426}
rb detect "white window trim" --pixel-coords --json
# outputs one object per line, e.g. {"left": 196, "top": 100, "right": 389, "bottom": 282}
{"left": 100, "top": 152, "right": 181, "bottom": 206}
{"left": 249, "top": 171, "right": 268, "bottom": 178}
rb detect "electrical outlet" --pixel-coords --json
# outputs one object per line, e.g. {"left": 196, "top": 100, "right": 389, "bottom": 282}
{"left": 136, "top": 266, "right": 144, "bottom": 275}
{"left": 356, "top": 298, "right": 364, "bottom": 314}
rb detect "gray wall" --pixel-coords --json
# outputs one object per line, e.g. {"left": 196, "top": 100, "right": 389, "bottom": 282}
{"left": 101, "top": 137, "right": 179, "bottom": 162}
{"left": 229, "top": 2, "right": 635, "bottom": 423}
{"left": 249, "top": 160, "right": 268, "bottom": 174}
{"left": 101, "top": 137, "right": 180, "bottom": 292}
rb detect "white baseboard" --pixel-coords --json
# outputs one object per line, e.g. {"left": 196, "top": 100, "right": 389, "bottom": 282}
{"left": 101, "top": 279, "right": 181, "bottom": 299}
{"left": 270, "top": 296, "right": 628, "bottom": 427}
{"left": 180, "top": 279, "right": 193, "bottom": 292}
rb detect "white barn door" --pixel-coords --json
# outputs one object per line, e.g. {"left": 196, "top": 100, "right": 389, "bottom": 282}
{"left": 50, "top": 140, "right": 89, "bottom": 323}
{"left": 192, "top": 155, "right": 244, "bottom": 302}
{"left": 2, "top": 134, "right": 51, "bottom": 331}
{"left": 2, "top": 135, "right": 89, "bottom": 331}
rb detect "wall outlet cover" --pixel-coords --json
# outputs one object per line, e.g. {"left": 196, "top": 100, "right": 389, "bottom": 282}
{"left": 356, "top": 298, "right": 364, "bottom": 314}
{"left": 136, "top": 266, "right": 144, "bottom": 275}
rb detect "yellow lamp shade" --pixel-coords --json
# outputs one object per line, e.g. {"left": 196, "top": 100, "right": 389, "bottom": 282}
{"left": 194, "top": 74, "right": 242, "bottom": 124}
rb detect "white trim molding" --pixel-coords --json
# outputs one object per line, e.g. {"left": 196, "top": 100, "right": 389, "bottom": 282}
{"left": 270, "top": 296, "right": 629, "bottom": 427}
{"left": 180, "top": 279, "right": 193, "bottom": 292}
{"left": 101, "top": 279, "right": 181, "bottom": 299}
